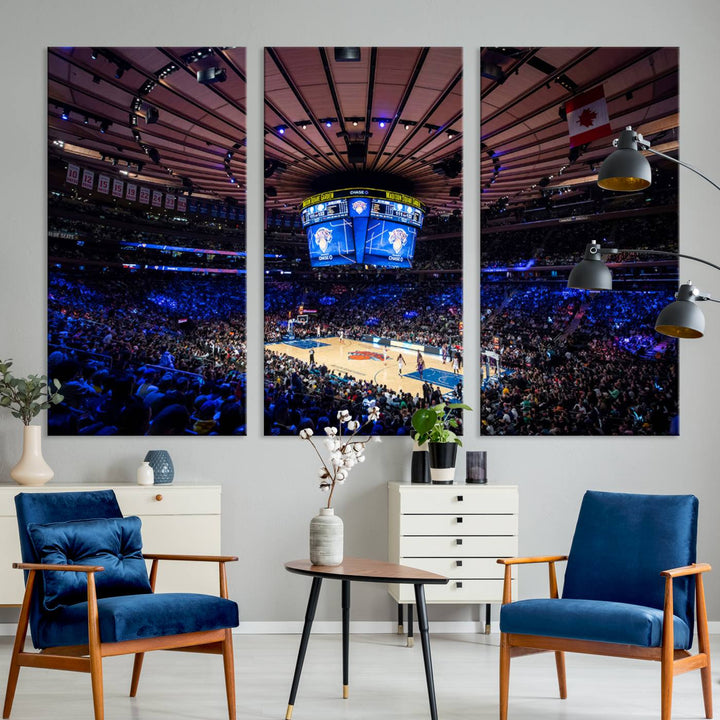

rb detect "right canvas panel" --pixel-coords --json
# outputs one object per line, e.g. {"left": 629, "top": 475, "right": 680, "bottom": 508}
{"left": 480, "top": 47, "right": 679, "bottom": 436}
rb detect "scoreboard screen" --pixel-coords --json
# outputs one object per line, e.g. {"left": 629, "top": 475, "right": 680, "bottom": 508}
{"left": 301, "top": 188, "right": 425, "bottom": 269}
{"left": 306, "top": 219, "right": 355, "bottom": 267}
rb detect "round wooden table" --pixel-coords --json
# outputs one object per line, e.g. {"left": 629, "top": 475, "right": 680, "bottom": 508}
{"left": 284, "top": 557, "right": 448, "bottom": 720}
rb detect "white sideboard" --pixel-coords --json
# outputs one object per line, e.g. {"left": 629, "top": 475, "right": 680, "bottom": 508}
{"left": 388, "top": 482, "right": 518, "bottom": 637}
{"left": 0, "top": 484, "right": 222, "bottom": 605}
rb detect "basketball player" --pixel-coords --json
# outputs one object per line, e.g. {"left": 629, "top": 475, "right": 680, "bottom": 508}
{"left": 397, "top": 353, "right": 406, "bottom": 375}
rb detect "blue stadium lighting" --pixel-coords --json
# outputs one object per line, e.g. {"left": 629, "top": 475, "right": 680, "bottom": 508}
{"left": 276, "top": 125, "right": 286, "bottom": 135}
{"left": 325, "top": 120, "right": 332, "bottom": 128}
{"left": 229, "top": 177, "right": 236, "bottom": 183}
{"left": 61, "top": 107, "right": 70, "bottom": 120}
{"left": 379, "top": 121, "right": 386, "bottom": 128}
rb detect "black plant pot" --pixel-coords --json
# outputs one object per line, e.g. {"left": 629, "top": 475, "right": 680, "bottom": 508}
{"left": 411, "top": 439, "right": 431, "bottom": 483}
{"left": 428, "top": 442, "right": 458, "bottom": 484}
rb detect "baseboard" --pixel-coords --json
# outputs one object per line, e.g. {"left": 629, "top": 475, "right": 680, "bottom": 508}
{"left": 235, "top": 620, "right": 495, "bottom": 634}
{"left": 2, "top": 621, "right": 719, "bottom": 636}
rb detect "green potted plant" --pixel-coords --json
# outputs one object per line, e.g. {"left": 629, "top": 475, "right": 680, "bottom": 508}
{"left": 411, "top": 402, "right": 471, "bottom": 484}
{"left": 0, "top": 359, "right": 63, "bottom": 486}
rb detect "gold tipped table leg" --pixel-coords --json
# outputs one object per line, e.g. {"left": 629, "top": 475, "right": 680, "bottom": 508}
{"left": 343, "top": 685, "right": 349, "bottom": 699}
{"left": 285, "top": 704, "right": 293, "bottom": 720}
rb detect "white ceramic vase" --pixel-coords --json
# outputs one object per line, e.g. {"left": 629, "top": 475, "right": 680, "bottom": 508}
{"left": 10, "top": 425, "right": 54, "bottom": 486}
{"left": 136, "top": 461, "right": 154, "bottom": 485}
{"left": 309, "top": 507, "right": 343, "bottom": 566}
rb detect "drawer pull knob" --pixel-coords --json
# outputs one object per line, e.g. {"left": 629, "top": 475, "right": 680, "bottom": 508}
{"left": 456, "top": 539, "right": 463, "bottom": 545}
{"left": 155, "top": 494, "right": 163, "bottom": 502}
{"left": 457, "top": 495, "right": 464, "bottom": 502}
{"left": 456, "top": 581, "right": 463, "bottom": 589}
{"left": 456, "top": 517, "right": 463, "bottom": 523}
{"left": 456, "top": 560, "right": 463, "bottom": 567}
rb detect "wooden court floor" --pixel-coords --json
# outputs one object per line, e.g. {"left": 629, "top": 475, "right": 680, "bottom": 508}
{"left": 265, "top": 336, "right": 462, "bottom": 396}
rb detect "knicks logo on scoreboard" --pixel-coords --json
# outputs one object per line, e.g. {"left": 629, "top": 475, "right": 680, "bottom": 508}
{"left": 348, "top": 350, "right": 384, "bottom": 361}
{"left": 352, "top": 200, "right": 367, "bottom": 214}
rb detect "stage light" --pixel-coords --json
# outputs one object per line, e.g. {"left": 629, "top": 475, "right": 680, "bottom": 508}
{"left": 334, "top": 47, "right": 361, "bottom": 62}
{"left": 197, "top": 67, "right": 226, "bottom": 85}
{"left": 83, "top": 116, "right": 89, "bottom": 125}
{"left": 100, "top": 120, "right": 110, "bottom": 133}
{"left": 447, "top": 130, "right": 455, "bottom": 139}
{"left": 114, "top": 67, "right": 125, "bottom": 80}
{"left": 325, "top": 120, "right": 332, "bottom": 128}
{"left": 61, "top": 107, "right": 70, "bottom": 120}
{"left": 90, "top": 49, "right": 98, "bottom": 60}
{"left": 145, "top": 106, "right": 159, "bottom": 124}
{"left": 276, "top": 125, "right": 287, "bottom": 135}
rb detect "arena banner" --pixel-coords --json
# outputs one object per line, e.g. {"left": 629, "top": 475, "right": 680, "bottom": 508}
{"left": 264, "top": 46, "right": 463, "bottom": 436}
{"left": 480, "top": 47, "right": 679, "bottom": 436}
{"left": 66, "top": 163, "right": 80, "bottom": 185}
{"left": 47, "top": 46, "right": 247, "bottom": 436}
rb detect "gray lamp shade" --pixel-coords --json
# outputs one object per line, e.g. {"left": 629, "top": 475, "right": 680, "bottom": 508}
{"left": 655, "top": 285, "right": 706, "bottom": 339}
{"left": 567, "top": 255, "right": 613, "bottom": 290}
{"left": 597, "top": 128, "right": 652, "bottom": 192}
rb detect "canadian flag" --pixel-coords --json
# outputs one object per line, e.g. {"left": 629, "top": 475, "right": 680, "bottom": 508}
{"left": 565, "top": 86, "right": 612, "bottom": 148}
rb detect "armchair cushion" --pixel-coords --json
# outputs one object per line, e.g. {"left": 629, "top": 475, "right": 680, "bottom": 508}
{"left": 35, "top": 593, "right": 239, "bottom": 648}
{"left": 500, "top": 598, "right": 691, "bottom": 649}
{"left": 28, "top": 516, "right": 152, "bottom": 611}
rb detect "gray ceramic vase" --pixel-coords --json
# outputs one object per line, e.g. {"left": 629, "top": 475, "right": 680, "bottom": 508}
{"left": 144, "top": 450, "right": 174, "bottom": 485}
{"left": 309, "top": 507, "right": 343, "bottom": 566}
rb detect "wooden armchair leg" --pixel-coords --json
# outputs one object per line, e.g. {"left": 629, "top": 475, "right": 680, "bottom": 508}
{"left": 130, "top": 653, "right": 144, "bottom": 697}
{"left": 3, "top": 570, "right": 35, "bottom": 719}
{"left": 222, "top": 629, "right": 236, "bottom": 720}
{"left": 696, "top": 574, "right": 713, "bottom": 719}
{"left": 499, "top": 634, "right": 510, "bottom": 720}
{"left": 554, "top": 651, "right": 567, "bottom": 699}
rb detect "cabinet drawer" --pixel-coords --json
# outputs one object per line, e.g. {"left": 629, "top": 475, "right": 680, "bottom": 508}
{"left": 115, "top": 486, "right": 221, "bottom": 516}
{"left": 398, "top": 487, "right": 517, "bottom": 514}
{"left": 401, "top": 514, "right": 517, "bottom": 536}
{"left": 401, "top": 535, "right": 518, "bottom": 558}
{"left": 391, "top": 578, "right": 514, "bottom": 604}
{"left": 400, "top": 557, "right": 508, "bottom": 579}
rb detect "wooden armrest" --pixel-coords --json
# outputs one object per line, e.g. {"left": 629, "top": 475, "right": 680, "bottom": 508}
{"left": 142, "top": 553, "right": 238, "bottom": 563}
{"left": 13, "top": 562, "right": 104, "bottom": 573}
{"left": 498, "top": 555, "right": 568, "bottom": 566}
{"left": 661, "top": 562, "right": 711, "bottom": 578}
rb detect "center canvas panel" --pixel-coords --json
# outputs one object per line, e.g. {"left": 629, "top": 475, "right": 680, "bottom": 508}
{"left": 264, "top": 47, "right": 463, "bottom": 437}
{"left": 480, "top": 47, "right": 679, "bottom": 436}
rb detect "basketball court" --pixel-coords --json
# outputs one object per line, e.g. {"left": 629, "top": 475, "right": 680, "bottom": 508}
{"left": 265, "top": 335, "right": 463, "bottom": 397}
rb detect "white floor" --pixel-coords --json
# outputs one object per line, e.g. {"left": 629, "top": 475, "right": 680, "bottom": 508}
{"left": 0, "top": 633, "right": 716, "bottom": 720}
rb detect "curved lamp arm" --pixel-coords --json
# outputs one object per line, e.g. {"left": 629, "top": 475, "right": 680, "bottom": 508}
{"left": 644, "top": 146, "right": 720, "bottom": 193}
{"left": 594, "top": 245, "right": 720, "bottom": 276}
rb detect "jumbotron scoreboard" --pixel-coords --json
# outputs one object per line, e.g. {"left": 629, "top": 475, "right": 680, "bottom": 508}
{"left": 300, "top": 188, "right": 425, "bottom": 268}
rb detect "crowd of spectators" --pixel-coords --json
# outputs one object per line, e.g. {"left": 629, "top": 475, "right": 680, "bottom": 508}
{"left": 265, "top": 279, "right": 462, "bottom": 348}
{"left": 48, "top": 193, "right": 247, "bottom": 436}
{"left": 264, "top": 351, "right": 463, "bottom": 436}
{"left": 481, "top": 282, "right": 678, "bottom": 435}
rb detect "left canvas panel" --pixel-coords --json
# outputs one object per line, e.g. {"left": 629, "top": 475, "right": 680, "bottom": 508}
{"left": 48, "top": 47, "right": 247, "bottom": 436}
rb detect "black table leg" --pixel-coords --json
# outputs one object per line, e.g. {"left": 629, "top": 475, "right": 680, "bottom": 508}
{"left": 286, "top": 577, "right": 323, "bottom": 720}
{"left": 342, "top": 579, "right": 350, "bottom": 699}
{"left": 407, "top": 603, "right": 414, "bottom": 647}
{"left": 414, "top": 583, "right": 439, "bottom": 720}
{"left": 485, "top": 603, "right": 491, "bottom": 635}
{"left": 397, "top": 602, "right": 404, "bottom": 634}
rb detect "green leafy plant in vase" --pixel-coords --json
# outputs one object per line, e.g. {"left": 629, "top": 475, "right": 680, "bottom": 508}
{"left": 0, "top": 359, "right": 63, "bottom": 486}
{"left": 411, "top": 402, "right": 471, "bottom": 484}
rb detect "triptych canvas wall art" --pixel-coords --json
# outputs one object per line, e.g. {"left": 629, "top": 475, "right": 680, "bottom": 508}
{"left": 46, "top": 46, "right": 679, "bottom": 437}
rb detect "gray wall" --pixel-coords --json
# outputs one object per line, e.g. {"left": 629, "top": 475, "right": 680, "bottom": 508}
{"left": 1, "top": 0, "right": 720, "bottom": 626}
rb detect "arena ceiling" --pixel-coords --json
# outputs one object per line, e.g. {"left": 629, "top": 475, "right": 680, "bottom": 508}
{"left": 481, "top": 46, "right": 679, "bottom": 212}
{"left": 264, "top": 47, "right": 463, "bottom": 216}
{"left": 48, "top": 47, "right": 246, "bottom": 201}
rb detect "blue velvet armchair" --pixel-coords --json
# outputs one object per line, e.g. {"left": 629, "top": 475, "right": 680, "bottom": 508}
{"left": 498, "top": 491, "right": 712, "bottom": 720}
{"left": 2, "top": 490, "right": 239, "bottom": 720}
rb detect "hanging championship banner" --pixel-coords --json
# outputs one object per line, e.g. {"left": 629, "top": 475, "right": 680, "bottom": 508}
{"left": 177, "top": 196, "right": 187, "bottom": 212}
{"left": 139, "top": 186, "right": 150, "bottom": 204}
{"left": 151, "top": 190, "right": 163, "bottom": 207}
{"left": 112, "top": 178, "right": 124, "bottom": 198}
{"left": 126, "top": 183, "right": 137, "bottom": 201}
{"left": 165, "top": 194, "right": 176, "bottom": 210}
{"left": 81, "top": 168, "right": 94, "bottom": 190}
{"left": 97, "top": 174, "right": 110, "bottom": 194}
{"left": 66, "top": 163, "right": 80, "bottom": 185}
